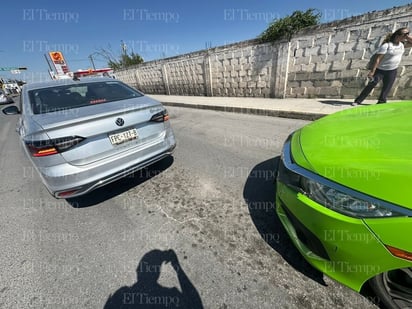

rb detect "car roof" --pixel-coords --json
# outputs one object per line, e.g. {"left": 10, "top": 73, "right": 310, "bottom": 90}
{"left": 22, "top": 77, "right": 117, "bottom": 91}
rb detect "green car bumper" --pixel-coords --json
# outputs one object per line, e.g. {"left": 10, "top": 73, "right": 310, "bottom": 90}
{"left": 276, "top": 182, "right": 411, "bottom": 291}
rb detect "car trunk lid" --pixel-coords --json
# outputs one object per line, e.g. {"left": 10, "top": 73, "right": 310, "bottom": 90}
{"left": 32, "top": 96, "right": 167, "bottom": 166}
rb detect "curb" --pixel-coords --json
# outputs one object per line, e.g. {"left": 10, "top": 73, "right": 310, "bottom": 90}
{"left": 161, "top": 102, "right": 326, "bottom": 121}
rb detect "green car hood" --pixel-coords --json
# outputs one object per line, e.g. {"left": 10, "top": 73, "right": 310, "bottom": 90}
{"left": 295, "top": 102, "right": 412, "bottom": 210}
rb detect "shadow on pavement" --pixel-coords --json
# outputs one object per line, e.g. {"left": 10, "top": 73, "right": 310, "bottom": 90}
{"left": 243, "top": 156, "right": 326, "bottom": 286}
{"left": 66, "top": 156, "right": 174, "bottom": 208}
{"left": 318, "top": 100, "right": 353, "bottom": 106}
{"left": 103, "top": 249, "right": 204, "bottom": 309}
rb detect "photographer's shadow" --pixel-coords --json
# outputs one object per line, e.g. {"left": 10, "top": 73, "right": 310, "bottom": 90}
{"left": 104, "top": 249, "right": 203, "bottom": 308}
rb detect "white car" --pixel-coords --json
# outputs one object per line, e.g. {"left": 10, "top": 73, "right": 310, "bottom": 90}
{"left": 0, "top": 90, "right": 13, "bottom": 104}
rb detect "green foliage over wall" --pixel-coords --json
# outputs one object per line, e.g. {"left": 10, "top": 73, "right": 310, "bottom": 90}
{"left": 259, "top": 9, "right": 321, "bottom": 42}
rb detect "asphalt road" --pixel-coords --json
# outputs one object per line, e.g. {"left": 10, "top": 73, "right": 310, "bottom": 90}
{"left": 0, "top": 102, "right": 379, "bottom": 309}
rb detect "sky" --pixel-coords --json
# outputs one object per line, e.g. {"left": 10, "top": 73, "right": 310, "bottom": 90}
{"left": 2, "top": 0, "right": 412, "bottom": 82}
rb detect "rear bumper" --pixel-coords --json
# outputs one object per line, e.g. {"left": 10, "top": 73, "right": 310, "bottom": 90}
{"left": 36, "top": 135, "right": 176, "bottom": 198}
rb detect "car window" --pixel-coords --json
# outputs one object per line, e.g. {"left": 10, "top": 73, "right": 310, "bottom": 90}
{"left": 28, "top": 81, "right": 143, "bottom": 114}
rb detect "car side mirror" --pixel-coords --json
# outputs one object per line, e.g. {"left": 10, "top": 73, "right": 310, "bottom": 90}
{"left": 2, "top": 105, "right": 20, "bottom": 115}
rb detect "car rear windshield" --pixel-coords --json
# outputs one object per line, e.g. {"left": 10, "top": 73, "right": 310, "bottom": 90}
{"left": 29, "top": 81, "right": 143, "bottom": 114}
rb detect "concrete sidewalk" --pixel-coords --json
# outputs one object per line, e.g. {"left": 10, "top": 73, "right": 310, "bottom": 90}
{"left": 148, "top": 95, "right": 377, "bottom": 120}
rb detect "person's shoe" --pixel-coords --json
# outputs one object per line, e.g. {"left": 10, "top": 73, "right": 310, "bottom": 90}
{"left": 351, "top": 101, "right": 359, "bottom": 106}
{"left": 376, "top": 101, "right": 386, "bottom": 104}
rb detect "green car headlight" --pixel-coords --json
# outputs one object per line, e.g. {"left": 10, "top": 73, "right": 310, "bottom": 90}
{"left": 301, "top": 178, "right": 403, "bottom": 218}
{"left": 278, "top": 137, "right": 412, "bottom": 219}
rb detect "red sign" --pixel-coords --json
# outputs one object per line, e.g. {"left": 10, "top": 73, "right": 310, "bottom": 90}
{"left": 49, "top": 51, "right": 69, "bottom": 76}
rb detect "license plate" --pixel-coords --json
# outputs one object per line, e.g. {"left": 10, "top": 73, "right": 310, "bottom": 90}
{"left": 109, "top": 128, "right": 138, "bottom": 145}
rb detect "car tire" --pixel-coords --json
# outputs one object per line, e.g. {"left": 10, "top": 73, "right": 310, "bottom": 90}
{"left": 369, "top": 268, "right": 412, "bottom": 309}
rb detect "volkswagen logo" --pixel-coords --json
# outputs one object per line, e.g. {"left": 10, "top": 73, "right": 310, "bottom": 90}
{"left": 115, "top": 118, "right": 125, "bottom": 126}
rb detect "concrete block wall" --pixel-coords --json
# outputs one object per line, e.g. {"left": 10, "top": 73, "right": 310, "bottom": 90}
{"left": 290, "top": 4, "right": 412, "bottom": 99}
{"left": 116, "top": 4, "right": 412, "bottom": 100}
{"left": 210, "top": 43, "right": 276, "bottom": 97}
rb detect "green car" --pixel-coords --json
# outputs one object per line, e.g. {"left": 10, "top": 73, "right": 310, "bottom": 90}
{"left": 276, "top": 102, "right": 412, "bottom": 309}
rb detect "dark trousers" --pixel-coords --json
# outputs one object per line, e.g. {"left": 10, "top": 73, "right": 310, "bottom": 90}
{"left": 355, "top": 68, "right": 398, "bottom": 103}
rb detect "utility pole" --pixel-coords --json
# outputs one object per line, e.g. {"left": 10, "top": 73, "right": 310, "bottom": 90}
{"left": 89, "top": 54, "right": 96, "bottom": 70}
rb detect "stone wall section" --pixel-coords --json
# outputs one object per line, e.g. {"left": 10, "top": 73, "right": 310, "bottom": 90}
{"left": 210, "top": 43, "right": 276, "bottom": 97}
{"left": 116, "top": 4, "right": 412, "bottom": 99}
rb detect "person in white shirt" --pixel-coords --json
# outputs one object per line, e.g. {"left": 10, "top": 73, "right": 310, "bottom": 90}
{"left": 353, "top": 27, "right": 412, "bottom": 105}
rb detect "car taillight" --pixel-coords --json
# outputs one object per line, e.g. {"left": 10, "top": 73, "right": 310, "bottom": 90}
{"left": 150, "top": 110, "right": 169, "bottom": 122}
{"left": 26, "top": 136, "right": 85, "bottom": 157}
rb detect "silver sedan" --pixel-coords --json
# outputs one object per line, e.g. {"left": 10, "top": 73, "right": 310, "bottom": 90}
{"left": 2, "top": 77, "right": 176, "bottom": 198}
